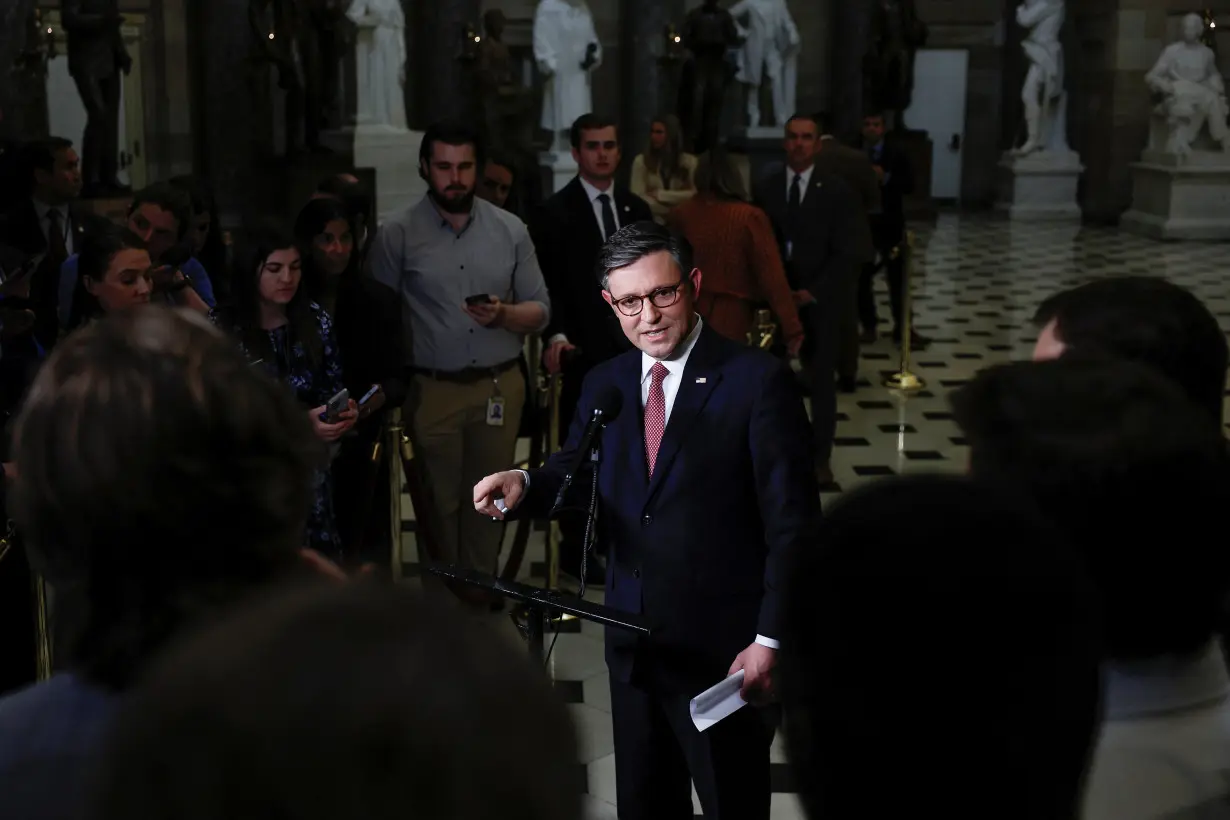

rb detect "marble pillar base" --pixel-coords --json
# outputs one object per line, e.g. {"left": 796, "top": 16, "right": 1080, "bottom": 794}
{"left": 995, "top": 149, "right": 1083, "bottom": 220}
{"left": 727, "top": 130, "right": 783, "bottom": 189}
{"left": 1121, "top": 152, "right": 1230, "bottom": 240}
{"left": 540, "top": 151, "right": 578, "bottom": 194}
{"left": 323, "top": 125, "right": 426, "bottom": 223}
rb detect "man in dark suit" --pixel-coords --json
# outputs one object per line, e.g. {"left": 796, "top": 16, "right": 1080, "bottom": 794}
{"left": 860, "top": 111, "right": 926, "bottom": 348}
{"left": 62, "top": 0, "right": 131, "bottom": 196}
{"left": 475, "top": 221, "right": 819, "bottom": 820}
{"left": 813, "top": 111, "right": 880, "bottom": 392}
{"left": 528, "top": 113, "right": 653, "bottom": 582}
{"left": 753, "top": 113, "right": 859, "bottom": 487}
{"left": 0, "top": 138, "right": 91, "bottom": 352}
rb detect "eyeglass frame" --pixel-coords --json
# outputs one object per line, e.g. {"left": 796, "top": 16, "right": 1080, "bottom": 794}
{"left": 605, "top": 279, "right": 686, "bottom": 317}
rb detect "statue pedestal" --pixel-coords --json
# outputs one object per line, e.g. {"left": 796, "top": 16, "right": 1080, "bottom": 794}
{"left": 323, "top": 125, "right": 426, "bottom": 224}
{"left": 996, "top": 150, "right": 1083, "bottom": 220}
{"left": 727, "top": 129, "right": 784, "bottom": 189}
{"left": 539, "top": 151, "right": 578, "bottom": 195}
{"left": 1121, "top": 151, "right": 1230, "bottom": 240}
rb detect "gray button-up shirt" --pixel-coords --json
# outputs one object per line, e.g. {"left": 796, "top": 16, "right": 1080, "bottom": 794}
{"left": 369, "top": 196, "right": 550, "bottom": 371}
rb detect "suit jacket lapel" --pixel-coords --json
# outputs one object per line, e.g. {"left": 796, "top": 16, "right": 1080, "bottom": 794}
{"left": 645, "top": 328, "right": 723, "bottom": 503}
{"left": 566, "top": 178, "right": 603, "bottom": 250}
{"left": 613, "top": 352, "right": 648, "bottom": 491}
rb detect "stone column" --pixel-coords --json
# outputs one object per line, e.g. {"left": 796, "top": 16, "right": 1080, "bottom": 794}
{"left": 621, "top": 0, "right": 684, "bottom": 156}
{"left": 0, "top": 0, "right": 47, "bottom": 140}
{"left": 410, "top": 0, "right": 481, "bottom": 127}
{"left": 830, "top": 0, "right": 872, "bottom": 142}
{"left": 191, "top": 0, "right": 276, "bottom": 223}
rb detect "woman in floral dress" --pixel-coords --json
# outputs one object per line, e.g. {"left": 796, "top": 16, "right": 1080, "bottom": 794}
{"left": 215, "top": 223, "right": 357, "bottom": 559}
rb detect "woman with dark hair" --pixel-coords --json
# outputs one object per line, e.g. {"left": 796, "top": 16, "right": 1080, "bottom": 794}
{"left": 294, "top": 197, "right": 404, "bottom": 566}
{"left": 218, "top": 221, "right": 357, "bottom": 560}
{"left": 667, "top": 147, "right": 802, "bottom": 353}
{"left": 169, "top": 176, "right": 229, "bottom": 302}
{"left": 67, "top": 222, "right": 210, "bottom": 333}
{"left": 631, "top": 114, "right": 697, "bottom": 223}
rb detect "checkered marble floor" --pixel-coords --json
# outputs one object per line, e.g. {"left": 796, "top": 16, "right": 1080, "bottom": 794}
{"left": 400, "top": 214, "right": 1230, "bottom": 819}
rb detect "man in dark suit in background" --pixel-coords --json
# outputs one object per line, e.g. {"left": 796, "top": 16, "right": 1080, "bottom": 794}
{"left": 476, "top": 222, "right": 819, "bottom": 820}
{"left": 0, "top": 138, "right": 91, "bottom": 352}
{"left": 62, "top": 0, "right": 131, "bottom": 197}
{"left": 813, "top": 111, "right": 880, "bottom": 392}
{"left": 860, "top": 110, "right": 926, "bottom": 348}
{"left": 529, "top": 113, "right": 653, "bottom": 582}
{"left": 754, "top": 113, "right": 858, "bottom": 488}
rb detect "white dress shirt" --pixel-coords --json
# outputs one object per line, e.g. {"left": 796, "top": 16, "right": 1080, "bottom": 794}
{"left": 579, "top": 176, "right": 620, "bottom": 242}
{"left": 785, "top": 164, "right": 815, "bottom": 206}
{"left": 32, "top": 199, "right": 73, "bottom": 257}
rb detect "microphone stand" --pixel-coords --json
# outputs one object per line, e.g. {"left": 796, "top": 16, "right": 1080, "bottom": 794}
{"left": 576, "top": 443, "right": 601, "bottom": 599}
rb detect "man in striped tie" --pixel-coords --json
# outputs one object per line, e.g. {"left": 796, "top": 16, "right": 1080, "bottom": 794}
{"left": 475, "top": 221, "right": 820, "bottom": 820}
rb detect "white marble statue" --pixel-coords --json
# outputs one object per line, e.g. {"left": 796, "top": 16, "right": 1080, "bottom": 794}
{"left": 1144, "top": 12, "right": 1230, "bottom": 159}
{"left": 534, "top": 0, "right": 602, "bottom": 154}
{"left": 1013, "top": 0, "right": 1069, "bottom": 155}
{"left": 346, "top": 0, "right": 407, "bottom": 130}
{"left": 731, "top": 0, "right": 800, "bottom": 129}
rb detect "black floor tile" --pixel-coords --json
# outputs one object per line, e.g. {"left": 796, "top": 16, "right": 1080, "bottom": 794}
{"left": 952, "top": 352, "right": 983, "bottom": 359}
{"left": 856, "top": 400, "right": 894, "bottom": 410}
{"left": 553, "top": 679, "right": 585, "bottom": 704}
{"left": 834, "top": 437, "right": 871, "bottom": 446}
{"left": 853, "top": 465, "right": 896, "bottom": 476}
{"left": 923, "top": 411, "right": 954, "bottom": 420}
{"left": 878, "top": 423, "right": 918, "bottom": 433}
{"left": 904, "top": 450, "right": 947, "bottom": 461}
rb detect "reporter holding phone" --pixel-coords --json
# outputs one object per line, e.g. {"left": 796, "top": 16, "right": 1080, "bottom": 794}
{"left": 213, "top": 223, "right": 357, "bottom": 560}
{"left": 297, "top": 198, "right": 404, "bottom": 566}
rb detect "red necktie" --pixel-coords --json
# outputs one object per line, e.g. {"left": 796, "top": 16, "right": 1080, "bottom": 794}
{"left": 644, "top": 362, "right": 668, "bottom": 475}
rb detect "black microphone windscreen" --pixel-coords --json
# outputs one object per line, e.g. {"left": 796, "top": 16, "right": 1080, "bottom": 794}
{"left": 592, "top": 384, "right": 624, "bottom": 422}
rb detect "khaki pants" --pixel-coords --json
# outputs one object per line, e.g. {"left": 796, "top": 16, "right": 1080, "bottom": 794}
{"left": 406, "top": 365, "right": 525, "bottom": 577}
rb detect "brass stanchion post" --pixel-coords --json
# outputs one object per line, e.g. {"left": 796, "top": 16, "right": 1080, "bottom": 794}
{"left": 386, "top": 408, "right": 405, "bottom": 582}
{"left": 33, "top": 574, "right": 52, "bottom": 680}
{"left": 882, "top": 231, "right": 926, "bottom": 393}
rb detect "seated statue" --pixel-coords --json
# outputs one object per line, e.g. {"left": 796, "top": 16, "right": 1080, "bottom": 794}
{"left": 1144, "top": 12, "right": 1230, "bottom": 159}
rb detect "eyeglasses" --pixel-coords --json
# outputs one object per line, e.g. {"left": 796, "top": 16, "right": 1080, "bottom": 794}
{"left": 608, "top": 281, "right": 684, "bottom": 316}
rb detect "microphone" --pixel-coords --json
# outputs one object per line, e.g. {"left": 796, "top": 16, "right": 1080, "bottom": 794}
{"left": 550, "top": 384, "right": 623, "bottom": 514}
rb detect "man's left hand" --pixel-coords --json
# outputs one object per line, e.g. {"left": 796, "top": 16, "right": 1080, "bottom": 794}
{"left": 792, "top": 289, "right": 815, "bottom": 306}
{"left": 728, "top": 641, "right": 776, "bottom": 704}
{"left": 465, "top": 297, "right": 505, "bottom": 328}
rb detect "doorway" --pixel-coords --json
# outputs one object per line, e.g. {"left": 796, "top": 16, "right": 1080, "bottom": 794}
{"left": 903, "top": 48, "right": 968, "bottom": 202}
{"left": 44, "top": 12, "right": 148, "bottom": 191}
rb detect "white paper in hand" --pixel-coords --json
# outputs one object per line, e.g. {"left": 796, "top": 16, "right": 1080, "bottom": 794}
{"left": 689, "top": 669, "right": 746, "bottom": 732}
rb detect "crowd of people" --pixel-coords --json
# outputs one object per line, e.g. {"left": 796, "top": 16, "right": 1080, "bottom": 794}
{"left": 0, "top": 106, "right": 1226, "bottom": 820}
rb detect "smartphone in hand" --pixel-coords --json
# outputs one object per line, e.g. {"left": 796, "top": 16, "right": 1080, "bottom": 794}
{"left": 465, "top": 293, "right": 495, "bottom": 306}
{"left": 319, "top": 388, "right": 350, "bottom": 423}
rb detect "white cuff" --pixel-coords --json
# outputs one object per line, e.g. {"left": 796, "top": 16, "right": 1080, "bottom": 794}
{"left": 754, "top": 634, "right": 779, "bottom": 650}
{"left": 515, "top": 469, "right": 530, "bottom": 490}
{"left": 547, "top": 333, "right": 570, "bottom": 346}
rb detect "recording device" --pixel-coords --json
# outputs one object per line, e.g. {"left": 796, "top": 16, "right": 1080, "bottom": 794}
{"left": 357, "top": 384, "right": 381, "bottom": 407}
{"left": 319, "top": 388, "right": 350, "bottom": 423}
{"left": 465, "top": 293, "right": 495, "bottom": 306}
{"left": 550, "top": 385, "right": 624, "bottom": 514}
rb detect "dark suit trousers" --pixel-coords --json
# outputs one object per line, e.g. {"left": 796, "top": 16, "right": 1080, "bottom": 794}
{"left": 610, "top": 676, "right": 772, "bottom": 820}
{"left": 799, "top": 294, "right": 841, "bottom": 467}
{"left": 858, "top": 252, "right": 905, "bottom": 334}
{"left": 0, "top": 541, "right": 37, "bottom": 696}
{"left": 72, "top": 71, "right": 121, "bottom": 186}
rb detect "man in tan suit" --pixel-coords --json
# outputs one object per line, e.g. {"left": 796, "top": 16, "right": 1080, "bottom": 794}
{"left": 813, "top": 112, "right": 879, "bottom": 392}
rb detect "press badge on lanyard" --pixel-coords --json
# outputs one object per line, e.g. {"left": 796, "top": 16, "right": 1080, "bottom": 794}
{"left": 486, "top": 376, "right": 506, "bottom": 427}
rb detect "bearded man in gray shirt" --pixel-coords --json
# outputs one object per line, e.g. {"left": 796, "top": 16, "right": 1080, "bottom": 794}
{"left": 368, "top": 121, "right": 550, "bottom": 591}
